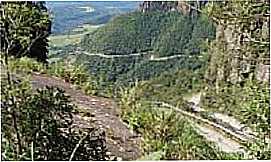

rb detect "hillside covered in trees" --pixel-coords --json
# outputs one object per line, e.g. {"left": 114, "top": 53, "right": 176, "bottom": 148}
{"left": 81, "top": 10, "right": 215, "bottom": 57}
{"left": 77, "top": 6, "right": 215, "bottom": 90}
{"left": 1, "top": 0, "right": 270, "bottom": 161}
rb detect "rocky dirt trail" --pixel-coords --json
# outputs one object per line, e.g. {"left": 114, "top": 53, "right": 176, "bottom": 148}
{"left": 187, "top": 93, "right": 254, "bottom": 135}
{"left": 3, "top": 68, "right": 261, "bottom": 158}
{"left": 184, "top": 92, "right": 258, "bottom": 154}
{"left": 154, "top": 100, "right": 247, "bottom": 154}
{"left": 28, "top": 72, "right": 256, "bottom": 157}
{"left": 28, "top": 73, "right": 141, "bottom": 160}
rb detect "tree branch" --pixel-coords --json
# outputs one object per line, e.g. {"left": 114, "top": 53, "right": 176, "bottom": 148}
{"left": 69, "top": 134, "right": 87, "bottom": 161}
{"left": 20, "top": 31, "right": 49, "bottom": 57}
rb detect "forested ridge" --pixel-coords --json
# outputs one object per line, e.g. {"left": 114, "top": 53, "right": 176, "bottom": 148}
{"left": 1, "top": 0, "right": 270, "bottom": 160}
{"left": 81, "top": 11, "right": 215, "bottom": 57}
{"left": 78, "top": 7, "right": 214, "bottom": 90}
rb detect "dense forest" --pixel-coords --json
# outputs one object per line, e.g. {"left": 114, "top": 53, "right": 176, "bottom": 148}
{"left": 74, "top": 52, "right": 206, "bottom": 99}
{"left": 78, "top": 8, "right": 215, "bottom": 90}
{"left": 81, "top": 11, "right": 215, "bottom": 56}
{"left": 1, "top": 0, "right": 270, "bottom": 161}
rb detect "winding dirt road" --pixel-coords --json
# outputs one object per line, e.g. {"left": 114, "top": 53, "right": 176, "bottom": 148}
{"left": 72, "top": 48, "right": 202, "bottom": 61}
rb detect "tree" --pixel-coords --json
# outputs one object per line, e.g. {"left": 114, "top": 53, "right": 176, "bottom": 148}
{"left": 1, "top": 79, "right": 108, "bottom": 160}
{"left": 0, "top": 3, "right": 51, "bottom": 124}
{"left": 0, "top": 1, "right": 51, "bottom": 63}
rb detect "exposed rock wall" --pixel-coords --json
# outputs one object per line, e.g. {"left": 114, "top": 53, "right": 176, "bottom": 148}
{"left": 213, "top": 24, "right": 270, "bottom": 83}
{"left": 138, "top": 1, "right": 269, "bottom": 83}
{"left": 206, "top": 1, "right": 270, "bottom": 84}
{"left": 138, "top": 1, "right": 207, "bottom": 16}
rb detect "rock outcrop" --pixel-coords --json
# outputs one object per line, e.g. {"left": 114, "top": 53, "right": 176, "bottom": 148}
{"left": 139, "top": 1, "right": 269, "bottom": 83}
{"left": 138, "top": 1, "right": 207, "bottom": 16}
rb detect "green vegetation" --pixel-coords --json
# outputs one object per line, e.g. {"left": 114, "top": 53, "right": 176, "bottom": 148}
{"left": 48, "top": 24, "right": 101, "bottom": 61}
{"left": 0, "top": 3, "right": 107, "bottom": 158}
{"left": 1, "top": 0, "right": 270, "bottom": 160}
{"left": 0, "top": 2, "right": 51, "bottom": 62}
{"left": 75, "top": 44, "right": 207, "bottom": 94}
{"left": 7, "top": 57, "right": 99, "bottom": 96}
{"left": 201, "top": 0, "right": 270, "bottom": 159}
{"left": 76, "top": 9, "right": 214, "bottom": 99}
{"left": 1, "top": 78, "right": 107, "bottom": 160}
{"left": 119, "top": 83, "right": 243, "bottom": 160}
{"left": 2, "top": 56, "right": 242, "bottom": 160}
{"left": 49, "top": 34, "right": 81, "bottom": 47}
{"left": 135, "top": 68, "right": 205, "bottom": 105}
{"left": 81, "top": 11, "right": 215, "bottom": 56}
{"left": 49, "top": 25, "right": 101, "bottom": 48}
{"left": 7, "top": 54, "right": 205, "bottom": 105}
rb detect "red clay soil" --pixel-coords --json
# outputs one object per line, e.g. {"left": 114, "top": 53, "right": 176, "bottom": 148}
{"left": 29, "top": 73, "right": 142, "bottom": 160}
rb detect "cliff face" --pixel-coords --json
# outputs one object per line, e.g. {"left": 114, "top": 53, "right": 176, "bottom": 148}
{"left": 138, "top": 1, "right": 270, "bottom": 84}
{"left": 139, "top": 1, "right": 178, "bottom": 12}
{"left": 138, "top": 1, "right": 207, "bottom": 16}
{"left": 206, "top": 4, "right": 270, "bottom": 84}
{"left": 212, "top": 24, "right": 270, "bottom": 84}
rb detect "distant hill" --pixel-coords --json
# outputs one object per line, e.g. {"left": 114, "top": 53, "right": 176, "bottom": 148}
{"left": 81, "top": 11, "right": 215, "bottom": 57}
{"left": 76, "top": 4, "right": 216, "bottom": 87}
{"left": 46, "top": 1, "right": 139, "bottom": 34}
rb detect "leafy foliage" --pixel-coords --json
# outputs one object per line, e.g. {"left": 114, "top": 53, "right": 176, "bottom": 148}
{"left": 76, "top": 9, "right": 215, "bottom": 99}
{"left": 3, "top": 1, "right": 269, "bottom": 160}
{"left": 0, "top": 2, "right": 51, "bottom": 62}
{"left": 7, "top": 57, "right": 99, "bottom": 96}
{"left": 75, "top": 48, "right": 206, "bottom": 98}
{"left": 118, "top": 68, "right": 205, "bottom": 108}
{"left": 119, "top": 84, "right": 242, "bottom": 160}
{"left": 81, "top": 11, "right": 215, "bottom": 57}
{"left": 1, "top": 78, "right": 108, "bottom": 160}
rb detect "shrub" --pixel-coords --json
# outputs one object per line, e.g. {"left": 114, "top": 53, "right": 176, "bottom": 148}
{"left": 8, "top": 57, "right": 46, "bottom": 74}
{"left": 1, "top": 78, "right": 107, "bottom": 160}
{"left": 119, "top": 84, "right": 242, "bottom": 160}
{"left": 7, "top": 57, "right": 99, "bottom": 96}
{"left": 201, "top": 80, "right": 270, "bottom": 160}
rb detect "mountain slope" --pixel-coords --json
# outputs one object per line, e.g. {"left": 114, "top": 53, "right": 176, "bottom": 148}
{"left": 81, "top": 11, "right": 215, "bottom": 57}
